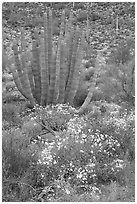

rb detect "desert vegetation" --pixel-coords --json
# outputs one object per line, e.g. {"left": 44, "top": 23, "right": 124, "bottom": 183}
{"left": 2, "top": 2, "right": 135, "bottom": 202}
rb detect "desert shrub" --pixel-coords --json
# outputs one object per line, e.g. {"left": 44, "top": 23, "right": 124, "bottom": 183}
{"left": 2, "top": 128, "right": 32, "bottom": 177}
{"left": 73, "top": 2, "right": 85, "bottom": 10}
{"left": 2, "top": 104, "right": 135, "bottom": 201}
{"left": 83, "top": 67, "right": 95, "bottom": 81}
{"left": 90, "top": 12, "right": 101, "bottom": 21}
{"left": 2, "top": 90, "right": 25, "bottom": 104}
{"left": 2, "top": 103, "right": 22, "bottom": 128}
{"left": 28, "top": 104, "right": 77, "bottom": 132}
{"left": 77, "top": 10, "right": 87, "bottom": 22}
{"left": 2, "top": 48, "right": 8, "bottom": 72}
{"left": 28, "top": 105, "right": 134, "bottom": 194}
{"left": 99, "top": 180, "right": 134, "bottom": 202}
{"left": 83, "top": 60, "right": 91, "bottom": 68}
{"left": 98, "top": 56, "right": 135, "bottom": 105}
{"left": 2, "top": 127, "right": 43, "bottom": 201}
{"left": 87, "top": 39, "right": 135, "bottom": 105}
{"left": 48, "top": 182, "right": 101, "bottom": 202}
{"left": 2, "top": 72, "right": 13, "bottom": 82}
{"left": 50, "top": 180, "right": 133, "bottom": 202}
{"left": 21, "top": 118, "right": 42, "bottom": 142}
{"left": 2, "top": 101, "right": 32, "bottom": 130}
{"left": 109, "top": 37, "right": 135, "bottom": 65}
{"left": 87, "top": 102, "right": 135, "bottom": 161}
{"left": 5, "top": 81, "right": 16, "bottom": 92}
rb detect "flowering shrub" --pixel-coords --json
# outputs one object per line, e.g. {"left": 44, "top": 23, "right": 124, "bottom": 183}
{"left": 2, "top": 103, "right": 135, "bottom": 201}
{"left": 22, "top": 104, "right": 133, "bottom": 196}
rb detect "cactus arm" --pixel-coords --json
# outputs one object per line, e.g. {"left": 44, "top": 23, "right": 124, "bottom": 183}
{"left": 10, "top": 65, "right": 29, "bottom": 99}
{"left": 27, "top": 61, "right": 35, "bottom": 99}
{"left": 53, "top": 10, "right": 66, "bottom": 104}
{"left": 40, "top": 37, "right": 49, "bottom": 106}
{"left": 67, "top": 37, "right": 84, "bottom": 105}
{"left": 23, "top": 66, "right": 36, "bottom": 106}
{"left": 47, "top": 46, "right": 57, "bottom": 104}
{"left": 57, "top": 11, "right": 68, "bottom": 103}
{"left": 20, "top": 28, "right": 36, "bottom": 104}
{"left": 12, "top": 40, "right": 26, "bottom": 91}
{"left": 64, "top": 11, "right": 75, "bottom": 90}
{"left": 40, "top": 13, "right": 49, "bottom": 106}
{"left": 31, "top": 39, "right": 41, "bottom": 104}
{"left": 65, "top": 26, "right": 81, "bottom": 103}
{"left": 11, "top": 65, "right": 36, "bottom": 106}
{"left": 47, "top": 9, "right": 65, "bottom": 104}
{"left": 64, "top": 28, "right": 75, "bottom": 99}
{"left": 76, "top": 86, "right": 93, "bottom": 114}
{"left": 53, "top": 41, "right": 60, "bottom": 103}
{"left": 12, "top": 33, "right": 36, "bottom": 106}
{"left": 47, "top": 9, "right": 53, "bottom": 84}
{"left": 54, "top": 10, "right": 75, "bottom": 104}
{"left": 64, "top": 10, "right": 74, "bottom": 38}
{"left": 57, "top": 43, "right": 68, "bottom": 104}
{"left": 20, "top": 28, "right": 26, "bottom": 53}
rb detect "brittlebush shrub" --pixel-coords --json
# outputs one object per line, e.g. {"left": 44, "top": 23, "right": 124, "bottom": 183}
{"left": 29, "top": 105, "right": 134, "bottom": 191}
{"left": 2, "top": 104, "right": 135, "bottom": 201}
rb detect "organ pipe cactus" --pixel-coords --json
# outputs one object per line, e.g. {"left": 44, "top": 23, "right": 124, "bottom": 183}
{"left": 11, "top": 9, "right": 93, "bottom": 113}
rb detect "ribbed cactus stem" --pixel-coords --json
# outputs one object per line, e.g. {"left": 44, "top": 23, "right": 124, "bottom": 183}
{"left": 65, "top": 26, "right": 81, "bottom": 103}
{"left": 53, "top": 38, "right": 61, "bottom": 103}
{"left": 10, "top": 9, "right": 88, "bottom": 111}
{"left": 40, "top": 37, "right": 48, "bottom": 106}
{"left": 53, "top": 11, "right": 66, "bottom": 104}
{"left": 27, "top": 61, "right": 35, "bottom": 99}
{"left": 12, "top": 40, "right": 26, "bottom": 91}
{"left": 57, "top": 42, "right": 68, "bottom": 104}
{"left": 20, "top": 28, "right": 26, "bottom": 52}
{"left": 65, "top": 10, "right": 73, "bottom": 37}
{"left": 10, "top": 65, "right": 29, "bottom": 100}
{"left": 64, "top": 28, "right": 75, "bottom": 96}
{"left": 12, "top": 37, "right": 36, "bottom": 106}
{"left": 23, "top": 66, "right": 36, "bottom": 106}
{"left": 20, "top": 28, "right": 35, "bottom": 101}
{"left": 67, "top": 34, "right": 84, "bottom": 105}
{"left": 40, "top": 13, "right": 49, "bottom": 106}
{"left": 47, "top": 9, "right": 53, "bottom": 84}
{"left": 76, "top": 86, "right": 93, "bottom": 114}
{"left": 31, "top": 40, "right": 41, "bottom": 104}
{"left": 47, "top": 46, "right": 57, "bottom": 104}
{"left": 60, "top": 10, "right": 66, "bottom": 37}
